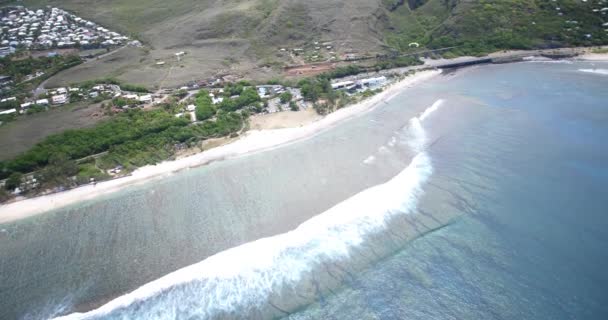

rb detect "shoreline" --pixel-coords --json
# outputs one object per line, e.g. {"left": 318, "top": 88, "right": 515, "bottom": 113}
{"left": 0, "top": 69, "right": 442, "bottom": 225}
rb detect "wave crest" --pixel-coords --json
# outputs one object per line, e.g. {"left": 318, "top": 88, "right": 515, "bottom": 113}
{"left": 55, "top": 100, "right": 444, "bottom": 320}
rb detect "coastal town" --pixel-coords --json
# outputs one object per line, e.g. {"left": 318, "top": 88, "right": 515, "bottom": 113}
{"left": 2, "top": 2, "right": 608, "bottom": 320}
{"left": 0, "top": 6, "right": 128, "bottom": 56}
{"left": 1, "top": 0, "right": 608, "bottom": 202}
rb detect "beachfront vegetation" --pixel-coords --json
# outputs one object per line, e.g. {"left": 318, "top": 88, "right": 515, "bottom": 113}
{"left": 218, "top": 88, "right": 261, "bottom": 112}
{"left": 5, "top": 172, "right": 22, "bottom": 191}
{"left": 289, "top": 101, "right": 298, "bottom": 111}
{"left": 592, "top": 48, "right": 608, "bottom": 54}
{"left": 0, "top": 108, "right": 245, "bottom": 192}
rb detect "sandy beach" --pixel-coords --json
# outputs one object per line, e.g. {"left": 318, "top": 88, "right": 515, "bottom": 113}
{"left": 249, "top": 108, "right": 321, "bottom": 130}
{"left": 0, "top": 69, "right": 441, "bottom": 224}
{"left": 577, "top": 52, "right": 608, "bottom": 61}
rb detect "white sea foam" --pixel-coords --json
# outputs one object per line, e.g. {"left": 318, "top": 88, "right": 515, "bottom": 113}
{"left": 378, "top": 146, "right": 390, "bottom": 154}
{"left": 579, "top": 68, "right": 608, "bottom": 75}
{"left": 419, "top": 99, "right": 444, "bottom": 122}
{"left": 363, "top": 155, "right": 376, "bottom": 165}
{"left": 524, "top": 59, "right": 573, "bottom": 64}
{"left": 55, "top": 100, "right": 443, "bottom": 320}
{"left": 387, "top": 136, "right": 397, "bottom": 147}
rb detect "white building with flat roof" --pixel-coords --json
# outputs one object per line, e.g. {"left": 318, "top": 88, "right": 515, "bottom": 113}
{"left": 0, "top": 108, "right": 17, "bottom": 115}
{"left": 51, "top": 94, "right": 67, "bottom": 105}
{"left": 138, "top": 95, "right": 152, "bottom": 103}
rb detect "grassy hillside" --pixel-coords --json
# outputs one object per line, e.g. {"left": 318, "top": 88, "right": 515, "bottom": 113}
{"left": 385, "top": 0, "right": 608, "bottom": 55}
{"left": 4, "top": 0, "right": 607, "bottom": 86}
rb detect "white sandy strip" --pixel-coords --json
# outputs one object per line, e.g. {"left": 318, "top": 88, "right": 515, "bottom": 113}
{"left": 577, "top": 53, "right": 608, "bottom": 62}
{"left": 0, "top": 70, "right": 441, "bottom": 224}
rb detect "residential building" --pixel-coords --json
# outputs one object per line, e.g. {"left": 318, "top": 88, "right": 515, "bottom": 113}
{"left": 138, "top": 95, "right": 152, "bottom": 103}
{"left": 51, "top": 94, "right": 67, "bottom": 105}
{"left": 0, "top": 108, "right": 17, "bottom": 115}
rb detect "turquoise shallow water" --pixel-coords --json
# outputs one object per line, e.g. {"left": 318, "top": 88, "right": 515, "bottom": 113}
{"left": 1, "top": 61, "right": 607, "bottom": 319}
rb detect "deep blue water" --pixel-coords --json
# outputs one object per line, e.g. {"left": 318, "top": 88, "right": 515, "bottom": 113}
{"left": 287, "top": 62, "right": 608, "bottom": 319}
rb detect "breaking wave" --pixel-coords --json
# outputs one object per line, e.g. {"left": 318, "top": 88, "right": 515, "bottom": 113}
{"left": 419, "top": 99, "right": 444, "bottom": 122}
{"left": 579, "top": 68, "right": 608, "bottom": 75}
{"left": 54, "top": 100, "right": 444, "bottom": 320}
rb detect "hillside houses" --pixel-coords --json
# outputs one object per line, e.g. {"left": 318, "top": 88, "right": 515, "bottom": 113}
{"left": 0, "top": 6, "right": 128, "bottom": 51}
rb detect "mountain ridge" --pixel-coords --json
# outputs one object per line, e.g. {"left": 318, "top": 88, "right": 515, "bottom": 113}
{"left": 6, "top": 0, "right": 607, "bottom": 87}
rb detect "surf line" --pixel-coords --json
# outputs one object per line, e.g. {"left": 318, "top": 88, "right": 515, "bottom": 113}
{"left": 55, "top": 100, "right": 445, "bottom": 320}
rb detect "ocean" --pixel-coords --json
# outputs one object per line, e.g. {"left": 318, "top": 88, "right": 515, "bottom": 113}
{"left": 1, "top": 61, "right": 607, "bottom": 319}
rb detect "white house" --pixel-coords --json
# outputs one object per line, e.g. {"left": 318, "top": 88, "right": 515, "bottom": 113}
{"left": 0, "top": 96, "right": 16, "bottom": 102}
{"left": 359, "top": 76, "right": 387, "bottom": 88}
{"left": 0, "top": 108, "right": 16, "bottom": 115}
{"left": 331, "top": 81, "right": 355, "bottom": 90}
{"left": 212, "top": 96, "right": 224, "bottom": 105}
{"left": 51, "top": 94, "right": 67, "bottom": 105}
{"left": 36, "top": 98, "right": 49, "bottom": 105}
{"left": 186, "top": 104, "right": 196, "bottom": 112}
{"left": 138, "top": 95, "right": 152, "bottom": 103}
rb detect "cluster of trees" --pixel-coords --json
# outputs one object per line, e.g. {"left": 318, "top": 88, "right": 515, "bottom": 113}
{"left": 374, "top": 56, "right": 422, "bottom": 71}
{"left": 279, "top": 91, "right": 293, "bottom": 104}
{"left": 77, "top": 78, "right": 149, "bottom": 93}
{"left": 0, "top": 109, "right": 188, "bottom": 178}
{"left": 221, "top": 81, "right": 252, "bottom": 97}
{"left": 298, "top": 77, "right": 333, "bottom": 102}
{"left": 0, "top": 55, "right": 83, "bottom": 109}
{"left": 194, "top": 89, "right": 216, "bottom": 121}
{"left": 324, "top": 65, "right": 362, "bottom": 79}
{"left": 0, "top": 54, "right": 82, "bottom": 83}
{"left": 217, "top": 87, "right": 261, "bottom": 112}
{"left": 0, "top": 107, "right": 246, "bottom": 192}
{"left": 0, "top": 99, "right": 20, "bottom": 110}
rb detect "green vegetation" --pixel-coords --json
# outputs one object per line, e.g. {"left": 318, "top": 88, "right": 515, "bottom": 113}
{"left": 194, "top": 89, "right": 216, "bottom": 121}
{"left": 298, "top": 77, "right": 332, "bottom": 102}
{"left": 0, "top": 54, "right": 82, "bottom": 102}
{"left": 592, "top": 48, "right": 608, "bottom": 54}
{"left": 0, "top": 108, "right": 245, "bottom": 186}
{"left": 220, "top": 81, "right": 252, "bottom": 97}
{"left": 386, "top": 0, "right": 608, "bottom": 57}
{"left": 76, "top": 78, "right": 149, "bottom": 92}
{"left": 76, "top": 160, "right": 110, "bottom": 184}
{"left": 4, "top": 172, "right": 22, "bottom": 191}
{"left": 112, "top": 96, "right": 137, "bottom": 108}
{"left": 0, "top": 99, "right": 19, "bottom": 110}
{"left": 0, "top": 54, "right": 82, "bottom": 84}
{"left": 217, "top": 87, "right": 261, "bottom": 112}
{"left": 374, "top": 56, "right": 423, "bottom": 71}
{"left": 279, "top": 91, "right": 292, "bottom": 103}
{"left": 289, "top": 101, "right": 298, "bottom": 111}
